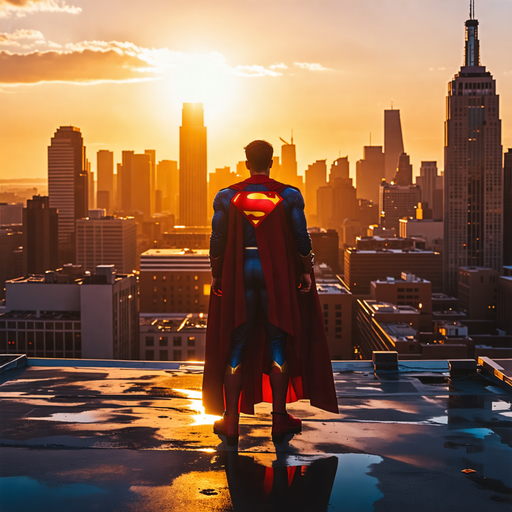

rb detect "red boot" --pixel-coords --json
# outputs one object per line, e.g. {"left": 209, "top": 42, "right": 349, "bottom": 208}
{"left": 271, "top": 411, "right": 302, "bottom": 443}
{"left": 213, "top": 412, "right": 239, "bottom": 446}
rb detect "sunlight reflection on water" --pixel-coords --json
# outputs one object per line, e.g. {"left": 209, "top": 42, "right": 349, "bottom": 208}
{"left": 173, "top": 388, "right": 222, "bottom": 426}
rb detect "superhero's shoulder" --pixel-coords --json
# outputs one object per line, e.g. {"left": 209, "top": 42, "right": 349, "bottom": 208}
{"left": 213, "top": 187, "right": 237, "bottom": 210}
{"left": 278, "top": 185, "right": 305, "bottom": 206}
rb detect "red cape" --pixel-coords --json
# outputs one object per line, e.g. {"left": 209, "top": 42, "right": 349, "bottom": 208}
{"left": 202, "top": 176, "right": 338, "bottom": 415}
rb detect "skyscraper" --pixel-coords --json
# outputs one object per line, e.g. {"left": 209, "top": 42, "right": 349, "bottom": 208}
{"left": 157, "top": 159, "right": 179, "bottom": 215}
{"left": 384, "top": 110, "right": 405, "bottom": 182}
{"left": 503, "top": 149, "right": 512, "bottom": 266}
{"left": 393, "top": 152, "right": 413, "bottom": 186}
{"left": 131, "top": 153, "right": 152, "bottom": 220}
{"left": 144, "top": 149, "right": 156, "bottom": 216}
{"left": 179, "top": 103, "right": 207, "bottom": 226}
{"left": 356, "top": 146, "right": 384, "bottom": 205}
{"left": 443, "top": 9, "right": 503, "bottom": 294}
{"left": 280, "top": 136, "right": 303, "bottom": 191}
{"left": 416, "top": 161, "right": 444, "bottom": 221}
{"left": 48, "top": 126, "right": 88, "bottom": 264}
{"left": 119, "top": 150, "right": 134, "bottom": 212}
{"left": 379, "top": 181, "right": 421, "bottom": 231}
{"left": 97, "top": 150, "right": 114, "bottom": 213}
{"left": 23, "top": 195, "right": 58, "bottom": 275}
{"left": 305, "top": 160, "right": 327, "bottom": 218}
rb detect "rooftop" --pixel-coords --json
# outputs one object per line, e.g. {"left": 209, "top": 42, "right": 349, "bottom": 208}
{"left": 366, "top": 301, "right": 419, "bottom": 315}
{"left": 140, "top": 313, "right": 208, "bottom": 332}
{"left": 142, "top": 248, "right": 210, "bottom": 257}
{"left": 1, "top": 356, "right": 511, "bottom": 511}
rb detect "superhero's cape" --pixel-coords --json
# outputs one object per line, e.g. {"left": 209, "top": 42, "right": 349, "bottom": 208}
{"left": 202, "top": 175, "right": 338, "bottom": 415}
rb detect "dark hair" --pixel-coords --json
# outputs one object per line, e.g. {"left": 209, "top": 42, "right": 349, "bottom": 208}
{"left": 244, "top": 140, "right": 273, "bottom": 172}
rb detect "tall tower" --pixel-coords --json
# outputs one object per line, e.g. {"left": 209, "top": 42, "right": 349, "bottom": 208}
{"left": 97, "top": 150, "right": 114, "bottom": 213}
{"left": 503, "top": 149, "right": 512, "bottom": 266}
{"left": 384, "top": 110, "right": 405, "bottom": 182}
{"left": 355, "top": 146, "right": 384, "bottom": 206}
{"left": 443, "top": 5, "right": 503, "bottom": 294}
{"left": 179, "top": 103, "right": 207, "bottom": 226}
{"left": 48, "top": 126, "right": 88, "bottom": 264}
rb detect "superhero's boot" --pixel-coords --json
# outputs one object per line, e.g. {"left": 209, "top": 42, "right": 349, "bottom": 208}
{"left": 271, "top": 411, "right": 302, "bottom": 444}
{"left": 213, "top": 412, "right": 240, "bottom": 446}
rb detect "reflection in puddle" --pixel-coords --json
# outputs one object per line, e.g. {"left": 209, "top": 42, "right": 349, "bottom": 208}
{"left": 492, "top": 401, "right": 511, "bottom": 411}
{"left": 457, "top": 428, "right": 494, "bottom": 439}
{"left": 26, "top": 411, "right": 113, "bottom": 423}
{"left": 0, "top": 476, "right": 107, "bottom": 510}
{"left": 173, "top": 388, "right": 222, "bottom": 426}
{"left": 426, "top": 415, "right": 448, "bottom": 425}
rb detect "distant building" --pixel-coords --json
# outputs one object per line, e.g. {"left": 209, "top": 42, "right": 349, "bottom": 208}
{"left": 370, "top": 273, "right": 432, "bottom": 331}
{"left": 393, "top": 152, "right": 413, "bottom": 186}
{"left": 0, "top": 227, "right": 23, "bottom": 300}
{"left": 458, "top": 267, "right": 498, "bottom": 320}
{"left": 356, "top": 236, "right": 418, "bottom": 251}
{"left": 139, "top": 313, "right": 207, "bottom": 361}
{"left": 161, "top": 227, "right": 210, "bottom": 250}
{"left": 157, "top": 160, "right": 179, "bottom": 216}
{"left": 344, "top": 248, "right": 443, "bottom": 294}
{"left": 415, "top": 161, "right": 443, "bottom": 221}
{"left": 139, "top": 249, "right": 211, "bottom": 314}
{"left": 23, "top": 195, "right": 58, "bottom": 276}
{"left": 379, "top": 181, "right": 421, "bottom": 231}
{"left": 209, "top": 166, "right": 236, "bottom": 218}
{"left": 48, "top": 126, "right": 88, "bottom": 264}
{"left": 119, "top": 150, "right": 134, "bottom": 212}
{"left": 131, "top": 153, "right": 152, "bottom": 220}
{"left": 0, "top": 203, "right": 23, "bottom": 226}
{"left": 503, "top": 149, "right": 512, "bottom": 266}
{"left": 314, "top": 264, "right": 352, "bottom": 359}
{"left": 443, "top": 13, "right": 503, "bottom": 295}
{"left": 498, "top": 275, "right": 512, "bottom": 335}
{"left": 356, "top": 146, "right": 384, "bottom": 206}
{"left": 180, "top": 103, "right": 207, "bottom": 226}
{"left": 144, "top": 149, "right": 157, "bottom": 218}
{"left": 76, "top": 210, "right": 137, "bottom": 274}
{"left": 96, "top": 150, "right": 114, "bottom": 214}
{"left": 280, "top": 135, "right": 303, "bottom": 192}
{"left": 398, "top": 219, "right": 443, "bottom": 250}
{"left": 309, "top": 228, "right": 339, "bottom": 273}
{"left": 1, "top": 265, "right": 138, "bottom": 360}
{"left": 384, "top": 109, "right": 405, "bottom": 182}
{"left": 305, "top": 160, "right": 327, "bottom": 219}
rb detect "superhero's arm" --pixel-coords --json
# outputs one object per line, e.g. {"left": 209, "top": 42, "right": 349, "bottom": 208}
{"left": 209, "top": 190, "right": 229, "bottom": 278}
{"left": 288, "top": 189, "right": 314, "bottom": 276}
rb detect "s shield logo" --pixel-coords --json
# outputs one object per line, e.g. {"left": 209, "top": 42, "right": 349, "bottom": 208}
{"left": 231, "top": 191, "right": 283, "bottom": 227}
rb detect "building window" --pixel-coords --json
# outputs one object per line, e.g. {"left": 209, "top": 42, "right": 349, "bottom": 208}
{"left": 173, "top": 336, "right": 182, "bottom": 347}
{"left": 146, "top": 336, "right": 154, "bottom": 346}
{"left": 335, "top": 320, "right": 342, "bottom": 325}
{"left": 335, "top": 327, "right": 342, "bottom": 333}
{"left": 335, "top": 304, "right": 341, "bottom": 310}
{"left": 145, "top": 350, "right": 154, "bottom": 360}
{"left": 335, "top": 312, "right": 342, "bottom": 318}
{"left": 173, "top": 350, "right": 181, "bottom": 360}
{"left": 159, "top": 336, "right": 168, "bottom": 346}
{"left": 187, "top": 336, "right": 195, "bottom": 347}
{"left": 323, "top": 304, "right": 328, "bottom": 310}
{"left": 159, "top": 350, "right": 167, "bottom": 361}
{"left": 187, "top": 350, "right": 195, "bottom": 359}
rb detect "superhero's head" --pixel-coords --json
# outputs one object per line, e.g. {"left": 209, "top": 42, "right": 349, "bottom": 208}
{"left": 244, "top": 140, "right": 273, "bottom": 174}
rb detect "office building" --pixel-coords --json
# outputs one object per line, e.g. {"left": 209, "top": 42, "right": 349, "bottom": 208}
{"left": 1, "top": 265, "right": 138, "bottom": 360}
{"left": 118, "top": 150, "right": 134, "bottom": 212}
{"left": 498, "top": 275, "right": 512, "bottom": 335}
{"left": 399, "top": 219, "right": 443, "bottom": 250}
{"left": 443, "top": 12, "right": 503, "bottom": 295}
{"left": 370, "top": 273, "right": 432, "bottom": 330}
{"left": 384, "top": 109, "right": 405, "bottom": 182}
{"left": 97, "top": 150, "right": 114, "bottom": 213}
{"left": 209, "top": 166, "right": 235, "bottom": 215}
{"left": 393, "top": 152, "right": 413, "bottom": 186}
{"left": 157, "top": 160, "right": 179, "bottom": 215}
{"left": 161, "top": 227, "right": 210, "bottom": 250}
{"left": 379, "top": 182, "right": 421, "bottom": 231}
{"left": 140, "top": 313, "right": 207, "bottom": 361}
{"left": 355, "top": 146, "right": 384, "bottom": 205}
{"left": 458, "top": 267, "right": 498, "bottom": 320}
{"left": 309, "top": 228, "right": 339, "bottom": 273}
{"left": 48, "top": 126, "right": 88, "bottom": 264}
{"left": 344, "top": 248, "right": 443, "bottom": 294}
{"left": 280, "top": 135, "right": 303, "bottom": 192}
{"left": 144, "top": 150, "right": 156, "bottom": 217}
{"left": 0, "top": 227, "right": 23, "bottom": 300}
{"left": 0, "top": 203, "right": 23, "bottom": 226}
{"left": 179, "top": 103, "right": 207, "bottom": 226}
{"left": 315, "top": 264, "right": 352, "bottom": 359}
{"left": 305, "top": 160, "right": 327, "bottom": 218}
{"left": 415, "top": 161, "right": 443, "bottom": 220}
{"left": 139, "top": 249, "right": 211, "bottom": 314}
{"left": 23, "top": 195, "right": 58, "bottom": 276}
{"left": 131, "top": 153, "right": 152, "bottom": 220}
{"left": 76, "top": 210, "right": 137, "bottom": 274}
{"left": 503, "top": 150, "right": 512, "bottom": 266}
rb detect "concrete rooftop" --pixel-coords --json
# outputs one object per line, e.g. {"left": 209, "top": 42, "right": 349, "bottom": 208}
{"left": 0, "top": 358, "right": 511, "bottom": 511}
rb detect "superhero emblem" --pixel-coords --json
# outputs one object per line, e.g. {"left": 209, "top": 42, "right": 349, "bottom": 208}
{"left": 231, "top": 191, "right": 283, "bottom": 227}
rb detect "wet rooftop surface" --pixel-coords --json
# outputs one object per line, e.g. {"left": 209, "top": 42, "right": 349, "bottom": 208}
{"left": 1, "top": 363, "right": 511, "bottom": 511}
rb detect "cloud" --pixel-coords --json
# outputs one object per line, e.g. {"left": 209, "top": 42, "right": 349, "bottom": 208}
{"left": 269, "top": 63, "right": 287, "bottom": 70}
{"left": 294, "top": 62, "right": 331, "bottom": 71}
{"left": 0, "top": 48, "right": 158, "bottom": 84}
{"left": 233, "top": 64, "right": 282, "bottom": 77}
{"left": 0, "top": 0, "right": 81, "bottom": 17}
{"left": 0, "top": 28, "right": 44, "bottom": 45}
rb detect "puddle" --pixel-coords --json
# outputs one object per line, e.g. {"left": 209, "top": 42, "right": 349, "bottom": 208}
{"left": 457, "top": 428, "right": 494, "bottom": 439}
{"left": 426, "top": 415, "right": 448, "bottom": 425}
{"left": 355, "top": 387, "right": 384, "bottom": 392}
{"left": 26, "top": 411, "right": 114, "bottom": 423}
{"left": 0, "top": 476, "right": 107, "bottom": 511}
{"left": 173, "top": 388, "right": 222, "bottom": 426}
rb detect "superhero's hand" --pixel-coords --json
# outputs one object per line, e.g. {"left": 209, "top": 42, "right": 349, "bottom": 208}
{"left": 212, "top": 277, "right": 222, "bottom": 297}
{"left": 298, "top": 273, "right": 312, "bottom": 293}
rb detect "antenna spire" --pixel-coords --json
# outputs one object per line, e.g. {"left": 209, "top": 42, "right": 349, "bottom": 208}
{"left": 291, "top": 129, "right": 293, "bottom": 144}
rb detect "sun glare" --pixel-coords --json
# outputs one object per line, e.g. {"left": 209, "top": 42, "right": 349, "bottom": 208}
{"left": 173, "top": 388, "right": 222, "bottom": 426}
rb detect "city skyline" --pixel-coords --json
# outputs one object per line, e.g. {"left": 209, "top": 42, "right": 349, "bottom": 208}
{"left": 0, "top": 1, "right": 511, "bottom": 181}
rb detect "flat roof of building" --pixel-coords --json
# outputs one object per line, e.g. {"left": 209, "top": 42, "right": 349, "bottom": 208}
{"left": 142, "top": 248, "right": 209, "bottom": 257}
{"left": 0, "top": 310, "right": 80, "bottom": 321}
{"left": 365, "top": 300, "right": 419, "bottom": 315}
{"left": 140, "top": 313, "right": 207, "bottom": 332}
{"left": 380, "top": 322, "right": 417, "bottom": 341}
{"left": 1, "top": 356, "right": 510, "bottom": 511}
{"left": 316, "top": 283, "right": 351, "bottom": 295}
{"left": 347, "top": 248, "right": 437, "bottom": 254}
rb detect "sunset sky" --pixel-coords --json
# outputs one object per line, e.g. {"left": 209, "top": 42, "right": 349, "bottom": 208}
{"left": 0, "top": 0, "right": 511, "bottom": 183}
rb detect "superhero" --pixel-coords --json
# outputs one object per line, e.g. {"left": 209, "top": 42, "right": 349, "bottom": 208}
{"left": 202, "top": 140, "right": 338, "bottom": 446}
